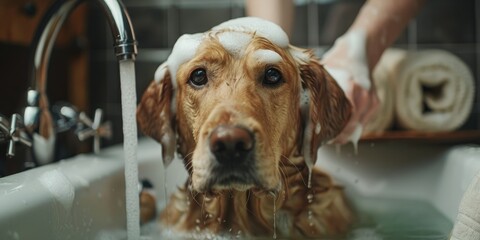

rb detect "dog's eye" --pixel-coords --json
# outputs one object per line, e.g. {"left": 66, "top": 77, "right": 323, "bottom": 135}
{"left": 263, "top": 68, "right": 283, "bottom": 86}
{"left": 189, "top": 68, "right": 208, "bottom": 87}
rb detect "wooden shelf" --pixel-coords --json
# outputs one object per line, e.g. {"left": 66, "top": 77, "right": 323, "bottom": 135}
{"left": 361, "top": 130, "right": 480, "bottom": 143}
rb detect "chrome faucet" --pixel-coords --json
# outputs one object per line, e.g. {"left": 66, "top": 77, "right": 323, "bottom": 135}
{"left": 21, "top": 0, "right": 137, "bottom": 164}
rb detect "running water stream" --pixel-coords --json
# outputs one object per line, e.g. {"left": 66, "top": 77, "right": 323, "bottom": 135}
{"left": 307, "top": 168, "right": 312, "bottom": 189}
{"left": 119, "top": 59, "right": 140, "bottom": 239}
{"left": 270, "top": 192, "right": 277, "bottom": 239}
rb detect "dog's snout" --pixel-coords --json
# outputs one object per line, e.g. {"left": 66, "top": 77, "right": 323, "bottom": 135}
{"left": 209, "top": 126, "right": 254, "bottom": 165}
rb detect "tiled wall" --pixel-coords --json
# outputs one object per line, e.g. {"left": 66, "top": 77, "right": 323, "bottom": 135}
{"left": 87, "top": 0, "right": 479, "bottom": 144}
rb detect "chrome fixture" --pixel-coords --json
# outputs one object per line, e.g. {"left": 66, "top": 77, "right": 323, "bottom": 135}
{"left": 0, "top": 114, "right": 32, "bottom": 158}
{"left": 77, "top": 109, "right": 112, "bottom": 154}
{"left": 18, "top": 0, "right": 137, "bottom": 163}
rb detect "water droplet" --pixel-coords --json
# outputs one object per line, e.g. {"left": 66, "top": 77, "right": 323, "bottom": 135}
{"left": 163, "top": 168, "right": 170, "bottom": 231}
{"left": 307, "top": 167, "right": 313, "bottom": 189}
{"left": 272, "top": 192, "right": 277, "bottom": 239}
{"left": 307, "top": 194, "right": 314, "bottom": 203}
{"left": 350, "top": 124, "right": 362, "bottom": 155}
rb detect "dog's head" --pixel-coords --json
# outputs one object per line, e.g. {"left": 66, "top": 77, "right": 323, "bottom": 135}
{"left": 137, "top": 17, "right": 351, "bottom": 194}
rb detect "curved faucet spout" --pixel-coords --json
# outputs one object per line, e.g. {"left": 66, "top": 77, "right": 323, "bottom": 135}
{"left": 29, "top": 0, "right": 137, "bottom": 93}
{"left": 24, "top": 0, "right": 137, "bottom": 163}
{"left": 98, "top": 0, "right": 138, "bottom": 61}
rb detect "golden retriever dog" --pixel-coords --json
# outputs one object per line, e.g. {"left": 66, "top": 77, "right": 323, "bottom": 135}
{"left": 137, "top": 17, "right": 353, "bottom": 238}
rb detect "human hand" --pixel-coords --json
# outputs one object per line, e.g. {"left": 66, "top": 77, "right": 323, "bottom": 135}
{"left": 321, "top": 30, "right": 380, "bottom": 145}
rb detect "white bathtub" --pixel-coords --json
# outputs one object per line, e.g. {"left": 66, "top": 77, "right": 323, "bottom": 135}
{"left": 0, "top": 138, "right": 479, "bottom": 239}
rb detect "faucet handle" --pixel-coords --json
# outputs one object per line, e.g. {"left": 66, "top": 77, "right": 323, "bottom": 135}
{"left": 1, "top": 114, "right": 33, "bottom": 158}
{"left": 76, "top": 108, "right": 112, "bottom": 153}
{"left": 0, "top": 114, "right": 10, "bottom": 144}
{"left": 52, "top": 102, "right": 79, "bottom": 133}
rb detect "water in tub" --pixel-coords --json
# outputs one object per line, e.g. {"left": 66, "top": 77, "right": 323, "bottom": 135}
{"left": 94, "top": 154, "right": 452, "bottom": 240}
{"left": 135, "top": 197, "right": 453, "bottom": 239}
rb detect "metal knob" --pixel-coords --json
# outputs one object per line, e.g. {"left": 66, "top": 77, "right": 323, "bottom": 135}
{"left": 77, "top": 108, "right": 112, "bottom": 153}
{"left": 52, "top": 102, "right": 80, "bottom": 133}
{"left": 0, "top": 114, "right": 33, "bottom": 158}
{"left": 0, "top": 114, "right": 10, "bottom": 144}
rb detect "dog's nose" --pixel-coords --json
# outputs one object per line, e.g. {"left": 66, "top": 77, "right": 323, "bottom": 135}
{"left": 209, "top": 126, "right": 254, "bottom": 165}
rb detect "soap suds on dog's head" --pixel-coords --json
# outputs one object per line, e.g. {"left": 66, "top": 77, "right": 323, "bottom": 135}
{"left": 213, "top": 17, "right": 289, "bottom": 48}
{"left": 159, "top": 17, "right": 290, "bottom": 88}
{"left": 253, "top": 49, "right": 283, "bottom": 64}
{"left": 154, "top": 63, "right": 168, "bottom": 84}
{"left": 217, "top": 31, "right": 252, "bottom": 58}
{"left": 165, "top": 33, "right": 204, "bottom": 87}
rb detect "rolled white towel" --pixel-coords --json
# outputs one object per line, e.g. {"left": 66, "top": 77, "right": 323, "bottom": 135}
{"left": 364, "top": 49, "right": 406, "bottom": 134}
{"left": 451, "top": 170, "right": 480, "bottom": 240}
{"left": 395, "top": 50, "right": 475, "bottom": 132}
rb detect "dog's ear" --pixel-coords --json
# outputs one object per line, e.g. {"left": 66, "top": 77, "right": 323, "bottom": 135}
{"left": 137, "top": 64, "right": 176, "bottom": 167}
{"left": 293, "top": 49, "right": 352, "bottom": 168}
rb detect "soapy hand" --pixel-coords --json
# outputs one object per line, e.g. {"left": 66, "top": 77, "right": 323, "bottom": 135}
{"left": 321, "top": 30, "right": 380, "bottom": 145}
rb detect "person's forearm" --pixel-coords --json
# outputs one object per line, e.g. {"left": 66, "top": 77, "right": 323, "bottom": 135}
{"left": 348, "top": 0, "right": 426, "bottom": 70}
{"left": 245, "top": 0, "right": 294, "bottom": 37}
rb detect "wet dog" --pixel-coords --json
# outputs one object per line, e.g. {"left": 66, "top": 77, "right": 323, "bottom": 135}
{"left": 137, "top": 17, "right": 352, "bottom": 238}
